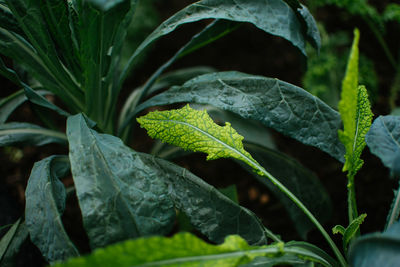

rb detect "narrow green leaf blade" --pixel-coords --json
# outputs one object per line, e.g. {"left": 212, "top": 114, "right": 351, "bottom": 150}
{"left": 0, "top": 219, "right": 21, "bottom": 262}
{"left": 0, "top": 122, "right": 67, "bottom": 147}
{"left": 0, "top": 220, "right": 28, "bottom": 266}
{"left": 338, "top": 29, "right": 373, "bottom": 175}
{"left": 25, "top": 156, "right": 79, "bottom": 263}
{"left": 135, "top": 71, "right": 345, "bottom": 162}
{"left": 137, "top": 104, "right": 263, "bottom": 175}
{"left": 66, "top": 114, "right": 175, "bottom": 249}
{"left": 54, "top": 233, "right": 328, "bottom": 267}
{"left": 366, "top": 115, "right": 400, "bottom": 172}
{"left": 342, "top": 214, "right": 367, "bottom": 250}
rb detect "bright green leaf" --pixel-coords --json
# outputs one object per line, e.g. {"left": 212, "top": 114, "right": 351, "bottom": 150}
{"left": 137, "top": 104, "right": 263, "bottom": 176}
{"left": 54, "top": 233, "right": 331, "bottom": 267}
{"left": 338, "top": 29, "right": 373, "bottom": 176}
{"left": 25, "top": 156, "right": 79, "bottom": 263}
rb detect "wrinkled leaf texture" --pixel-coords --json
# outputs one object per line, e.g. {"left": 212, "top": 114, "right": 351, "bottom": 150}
{"left": 137, "top": 105, "right": 262, "bottom": 175}
{"left": 25, "top": 156, "right": 79, "bottom": 263}
{"left": 67, "top": 114, "right": 175, "bottom": 249}
{"left": 136, "top": 71, "right": 345, "bottom": 162}
{"left": 338, "top": 29, "right": 373, "bottom": 175}
{"left": 67, "top": 113, "right": 269, "bottom": 247}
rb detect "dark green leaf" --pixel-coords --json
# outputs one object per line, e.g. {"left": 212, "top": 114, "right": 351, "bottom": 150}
{"left": 141, "top": 152, "right": 269, "bottom": 245}
{"left": 0, "top": 122, "right": 67, "bottom": 147}
{"left": 119, "top": 20, "right": 237, "bottom": 139}
{"left": 66, "top": 114, "right": 175, "bottom": 249}
{"left": 366, "top": 115, "right": 400, "bottom": 172}
{"left": 40, "top": 0, "right": 81, "bottom": 78}
{"left": 54, "top": 233, "right": 329, "bottom": 267}
{"left": 68, "top": 113, "right": 270, "bottom": 246}
{"left": 23, "top": 87, "right": 70, "bottom": 117}
{"left": 5, "top": 0, "right": 83, "bottom": 108}
{"left": 25, "top": 156, "right": 79, "bottom": 263}
{"left": 243, "top": 144, "right": 333, "bottom": 239}
{"left": 0, "top": 57, "right": 21, "bottom": 85}
{"left": 0, "top": 219, "right": 28, "bottom": 267}
{"left": 122, "top": 0, "right": 314, "bottom": 81}
{"left": 154, "top": 155, "right": 268, "bottom": 244}
{"left": 135, "top": 71, "right": 345, "bottom": 162}
{"left": 0, "top": 219, "right": 21, "bottom": 262}
{"left": 76, "top": 0, "right": 132, "bottom": 130}
{"left": 0, "top": 90, "right": 26, "bottom": 124}
{"left": 0, "top": 4, "right": 23, "bottom": 35}
{"left": 348, "top": 221, "right": 400, "bottom": 267}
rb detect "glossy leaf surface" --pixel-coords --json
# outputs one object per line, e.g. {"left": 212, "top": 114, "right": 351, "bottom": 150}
{"left": 0, "top": 122, "right": 67, "bottom": 147}
{"left": 55, "top": 233, "right": 329, "bottom": 267}
{"left": 67, "top": 114, "right": 175, "bottom": 249}
{"left": 25, "top": 156, "right": 79, "bottom": 263}
{"left": 136, "top": 71, "right": 345, "bottom": 162}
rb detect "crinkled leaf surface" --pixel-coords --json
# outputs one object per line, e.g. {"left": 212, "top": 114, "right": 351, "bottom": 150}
{"left": 54, "top": 233, "right": 329, "bottom": 267}
{"left": 66, "top": 114, "right": 175, "bottom": 249}
{"left": 338, "top": 29, "right": 373, "bottom": 175}
{"left": 136, "top": 71, "right": 345, "bottom": 162}
{"left": 142, "top": 152, "right": 268, "bottom": 245}
{"left": 366, "top": 115, "right": 400, "bottom": 172}
{"left": 243, "top": 144, "right": 332, "bottom": 240}
{"left": 68, "top": 113, "right": 270, "bottom": 246}
{"left": 137, "top": 104, "right": 263, "bottom": 175}
{"left": 123, "top": 0, "right": 315, "bottom": 79}
{"left": 25, "top": 156, "right": 79, "bottom": 263}
{"left": 0, "top": 122, "right": 67, "bottom": 147}
{"left": 348, "top": 221, "right": 400, "bottom": 267}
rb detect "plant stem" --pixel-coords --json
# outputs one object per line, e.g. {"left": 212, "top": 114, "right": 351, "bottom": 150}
{"left": 347, "top": 173, "right": 359, "bottom": 224}
{"left": 251, "top": 162, "right": 347, "bottom": 267}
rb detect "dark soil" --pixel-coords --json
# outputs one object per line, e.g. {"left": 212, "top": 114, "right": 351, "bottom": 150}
{"left": 1, "top": 1, "right": 398, "bottom": 266}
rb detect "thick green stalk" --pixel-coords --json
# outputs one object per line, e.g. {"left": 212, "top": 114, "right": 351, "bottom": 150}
{"left": 347, "top": 173, "right": 359, "bottom": 225}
